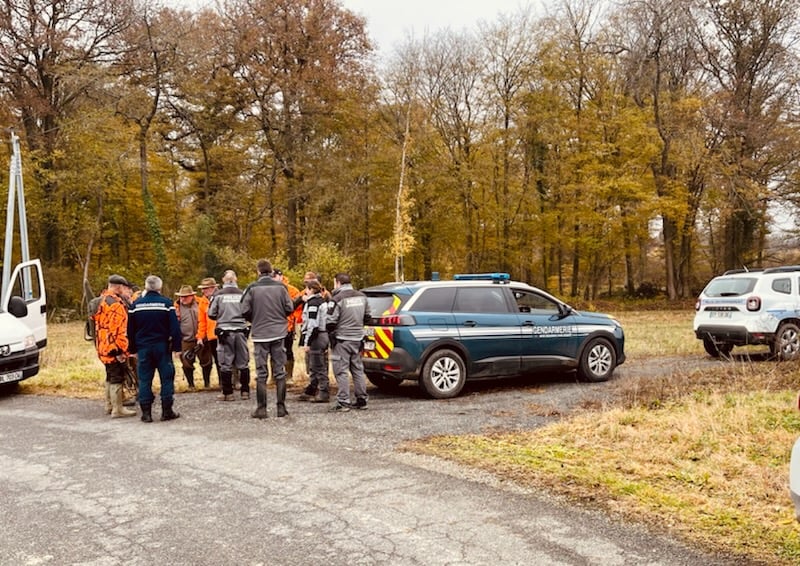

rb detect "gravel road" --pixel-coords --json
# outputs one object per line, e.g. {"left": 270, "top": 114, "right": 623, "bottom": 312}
{"left": 0, "top": 356, "right": 758, "bottom": 566}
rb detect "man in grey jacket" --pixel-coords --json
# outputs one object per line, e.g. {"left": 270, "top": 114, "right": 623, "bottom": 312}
{"left": 241, "top": 259, "right": 295, "bottom": 418}
{"left": 208, "top": 270, "right": 251, "bottom": 402}
{"left": 325, "top": 273, "right": 372, "bottom": 412}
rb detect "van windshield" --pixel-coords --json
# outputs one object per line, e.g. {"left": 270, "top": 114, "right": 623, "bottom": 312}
{"left": 703, "top": 277, "right": 757, "bottom": 297}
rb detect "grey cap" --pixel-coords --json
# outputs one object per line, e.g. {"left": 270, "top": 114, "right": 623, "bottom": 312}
{"left": 108, "top": 274, "right": 131, "bottom": 287}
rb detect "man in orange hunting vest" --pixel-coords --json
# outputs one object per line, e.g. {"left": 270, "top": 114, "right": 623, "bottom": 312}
{"left": 93, "top": 274, "right": 136, "bottom": 418}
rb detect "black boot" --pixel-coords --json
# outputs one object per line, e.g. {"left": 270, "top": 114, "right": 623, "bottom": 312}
{"left": 219, "top": 370, "right": 233, "bottom": 396}
{"left": 239, "top": 368, "right": 251, "bottom": 400}
{"left": 185, "top": 368, "right": 195, "bottom": 391}
{"left": 298, "top": 383, "right": 317, "bottom": 401}
{"left": 251, "top": 381, "right": 268, "bottom": 419}
{"left": 276, "top": 378, "right": 288, "bottom": 418}
{"left": 202, "top": 365, "right": 212, "bottom": 389}
{"left": 141, "top": 403, "right": 153, "bottom": 423}
{"left": 161, "top": 399, "right": 180, "bottom": 421}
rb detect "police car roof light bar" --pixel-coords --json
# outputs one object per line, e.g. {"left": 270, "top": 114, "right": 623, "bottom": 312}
{"left": 453, "top": 273, "right": 511, "bottom": 283}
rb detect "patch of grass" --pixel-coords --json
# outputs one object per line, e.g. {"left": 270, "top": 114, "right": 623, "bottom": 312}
{"left": 21, "top": 321, "right": 309, "bottom": 397}
{"left": 21, "top": 322, "right": 105, "bottom": 397}
{"left": 406, "top": 361, "right": 800, "bottom": 564}
{"left": 613, "top": 310, "right": 704, "bottom": 357}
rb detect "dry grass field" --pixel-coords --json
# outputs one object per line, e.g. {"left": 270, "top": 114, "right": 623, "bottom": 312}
{"left": 16, "top": 312, "right": 800, "bottom": 564}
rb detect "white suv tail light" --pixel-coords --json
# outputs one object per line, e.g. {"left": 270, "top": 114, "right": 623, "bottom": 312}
{"left": 746, "top": 296, "right": 762, "bottom": 311}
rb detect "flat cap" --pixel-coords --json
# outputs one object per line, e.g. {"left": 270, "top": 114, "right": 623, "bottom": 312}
{"left": 108, "top": 274, "right": 131, "bottom": 287}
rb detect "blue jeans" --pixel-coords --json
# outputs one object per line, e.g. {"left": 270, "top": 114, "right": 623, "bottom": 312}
{"left": 136, "top": 342, "right": 176, "bottom": 405}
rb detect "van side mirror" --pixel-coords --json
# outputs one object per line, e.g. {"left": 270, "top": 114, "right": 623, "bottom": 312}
{"left": 8, "top": 296, "right": 28, "bottom": 318}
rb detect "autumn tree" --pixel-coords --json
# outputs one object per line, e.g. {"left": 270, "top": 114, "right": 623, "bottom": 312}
{"left": 696, "top": 0, "right": 800, "bottom": 270}
{"left": 223, "top": 0, "right": 371, "bottom": 267}
{"left": 478, "top": 7, "right": 539, "bottom": 274}
{"left": 0, "top": 0, "right": 133, "bottom": 263}
{"left": 414, "top": 30, "right": 487, "bottom": 272}
{"left": 611, "top": 0, "right": 710, "bottom": 298}
{"left": 111, "top": 4, "right": 198, "bottom": 278}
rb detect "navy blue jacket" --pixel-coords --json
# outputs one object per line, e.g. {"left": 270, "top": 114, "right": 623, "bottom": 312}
{"left": 127, "top": 291, "right": 182, "bottom": 354}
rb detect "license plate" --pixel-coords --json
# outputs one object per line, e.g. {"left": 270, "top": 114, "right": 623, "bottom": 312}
{"left": 709, "top": 311, "right": 733, "bottom": 319}
{"left": 0, "top": 370, "right": 22, "bottom": 383}
{"left": 363, "top": 340, "right": 376, "bottom": 351}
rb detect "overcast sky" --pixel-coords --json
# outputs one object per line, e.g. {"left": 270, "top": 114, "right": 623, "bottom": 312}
{"left": 340, "top": 0, "right": 536, "bottom": 59}
{"left": 178, "top": 0, "right": 538, "bottom": 60}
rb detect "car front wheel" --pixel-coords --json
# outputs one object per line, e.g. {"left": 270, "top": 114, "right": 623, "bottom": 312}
{"left": 420, "top": 349, "right": 466, "bottom": 399}
{"left": 774, "top": 322, "right": 800, "bottom": 361}
{"left": 578, "top": 337, "right": 616, "bottom": 382}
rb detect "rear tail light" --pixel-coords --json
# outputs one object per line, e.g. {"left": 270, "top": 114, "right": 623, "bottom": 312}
{"left": 371, "top": 314, "right": 416, "bottom": 326}
{"left": 695, "top": 300, "right": 700, "bottom": 311}
{"left": 746, "top": 296, "right": 761, "bottom": 311}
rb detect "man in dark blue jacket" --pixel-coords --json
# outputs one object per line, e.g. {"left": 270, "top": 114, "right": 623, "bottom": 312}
{"left": 128, "top": 275, "right": 183, "bottom": 423}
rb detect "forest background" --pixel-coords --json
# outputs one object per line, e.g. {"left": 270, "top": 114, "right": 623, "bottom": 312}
{"left": 2, "top": 0, "right": 800, "bottom": 313}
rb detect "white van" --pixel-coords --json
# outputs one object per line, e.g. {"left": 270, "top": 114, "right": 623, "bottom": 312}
{"left": 0, "top": 259, "right": 46, "bottom": 385}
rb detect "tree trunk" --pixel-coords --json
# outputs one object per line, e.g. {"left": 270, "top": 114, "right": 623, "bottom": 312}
{"left": 139, "top": 129, "right": 168, "bottom": 278}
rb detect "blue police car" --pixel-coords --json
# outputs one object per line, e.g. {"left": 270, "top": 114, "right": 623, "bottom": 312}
{"left": 361, "top": 273, "right": 626, "bottom": 398}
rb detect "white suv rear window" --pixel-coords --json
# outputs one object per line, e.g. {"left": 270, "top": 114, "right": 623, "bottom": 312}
{"left": 703, "top": 277, "right": 757, "bottom": 297}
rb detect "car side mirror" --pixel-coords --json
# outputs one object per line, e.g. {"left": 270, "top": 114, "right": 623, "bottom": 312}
{"left": 8, "top": 296, "right": 28, "bottom": 318}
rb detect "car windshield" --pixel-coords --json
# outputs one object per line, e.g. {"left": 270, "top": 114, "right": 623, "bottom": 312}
{"left": 703, "top": 277, "right": 757, "bottom": 297}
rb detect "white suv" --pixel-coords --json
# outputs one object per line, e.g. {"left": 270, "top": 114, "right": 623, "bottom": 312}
{"left": 694, "top": 266, "right": 800, "bottom": 359}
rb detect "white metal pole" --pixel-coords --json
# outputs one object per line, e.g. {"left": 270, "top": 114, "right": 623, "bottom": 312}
{"left": 13, "top": 134, "right": 30, "bottom": 264}
{"left": 2, "top": 133, "right": 17, "bottom": 304}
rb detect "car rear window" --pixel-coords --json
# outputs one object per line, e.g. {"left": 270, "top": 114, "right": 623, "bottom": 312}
{"left": 365, "top": 292, "right": 408, "bottom": 316}
{"left": 703, "top": 277, "right": 757, "bottom": 297}
{"left": 408, "top": 287, "right": 456, "bottom": 312}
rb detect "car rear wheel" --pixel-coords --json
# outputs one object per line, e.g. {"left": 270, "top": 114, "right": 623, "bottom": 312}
{"left": 702, "top": 337, "right": 733, "bottom": 358}
{"left": 366, "top": 373, "right": 405, "bottom": 393}
{"left": 774, "top": 322, "right": 800, "bottom": 361}
{"left": 420, "top": 349, "right": 466, "bottom": 399}
{"left": 578, "top": 337, "right": 616, "bottom": 382}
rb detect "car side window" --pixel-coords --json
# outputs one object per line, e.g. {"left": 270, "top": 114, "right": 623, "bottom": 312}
{"left": 409, "top": 287, "right": 456, "bottom": 312}
{"left": 772, "top": 278, "right": 791, "bottom": 295}
{"left": 453, "top": 287, "right": 510, "bottom": 314}
{"left": 513, "top": 289, "right": 560, "bottom": 314}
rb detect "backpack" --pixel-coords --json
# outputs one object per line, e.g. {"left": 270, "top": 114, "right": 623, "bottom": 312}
{"left": 84, "top": 296, "right": 103, "bottom": 341}
{"left": 85, "top": 294, "right": 119, "bottom": 341}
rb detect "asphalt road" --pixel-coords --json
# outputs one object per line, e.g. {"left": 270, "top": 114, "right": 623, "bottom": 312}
{"left": 1, "top": 360, "right": 755, "bottom": 566}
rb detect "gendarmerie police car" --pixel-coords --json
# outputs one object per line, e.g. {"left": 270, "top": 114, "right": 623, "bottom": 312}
{"left": 361, "top": 273, "right": 626, "bottom": 398}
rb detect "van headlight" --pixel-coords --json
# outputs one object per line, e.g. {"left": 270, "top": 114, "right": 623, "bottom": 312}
{"left": 23, "top": 334, "right": 36, "bottom": 349}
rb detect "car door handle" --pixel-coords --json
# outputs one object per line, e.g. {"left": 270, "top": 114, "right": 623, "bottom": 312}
{"left": 521, "top": 321, "right": 534, "bottom": 326}
{"left": 462, "top": 320, "right": 477, "bottom": 327}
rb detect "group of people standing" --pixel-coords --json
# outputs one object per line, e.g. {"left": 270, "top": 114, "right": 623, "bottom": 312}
{"left": 90, "top": 260, "right": 372, "bottom": 422}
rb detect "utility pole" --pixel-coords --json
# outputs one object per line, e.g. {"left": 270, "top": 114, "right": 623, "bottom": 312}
{"left": 2, "top": 132, "right": 32, "bottom": 304}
